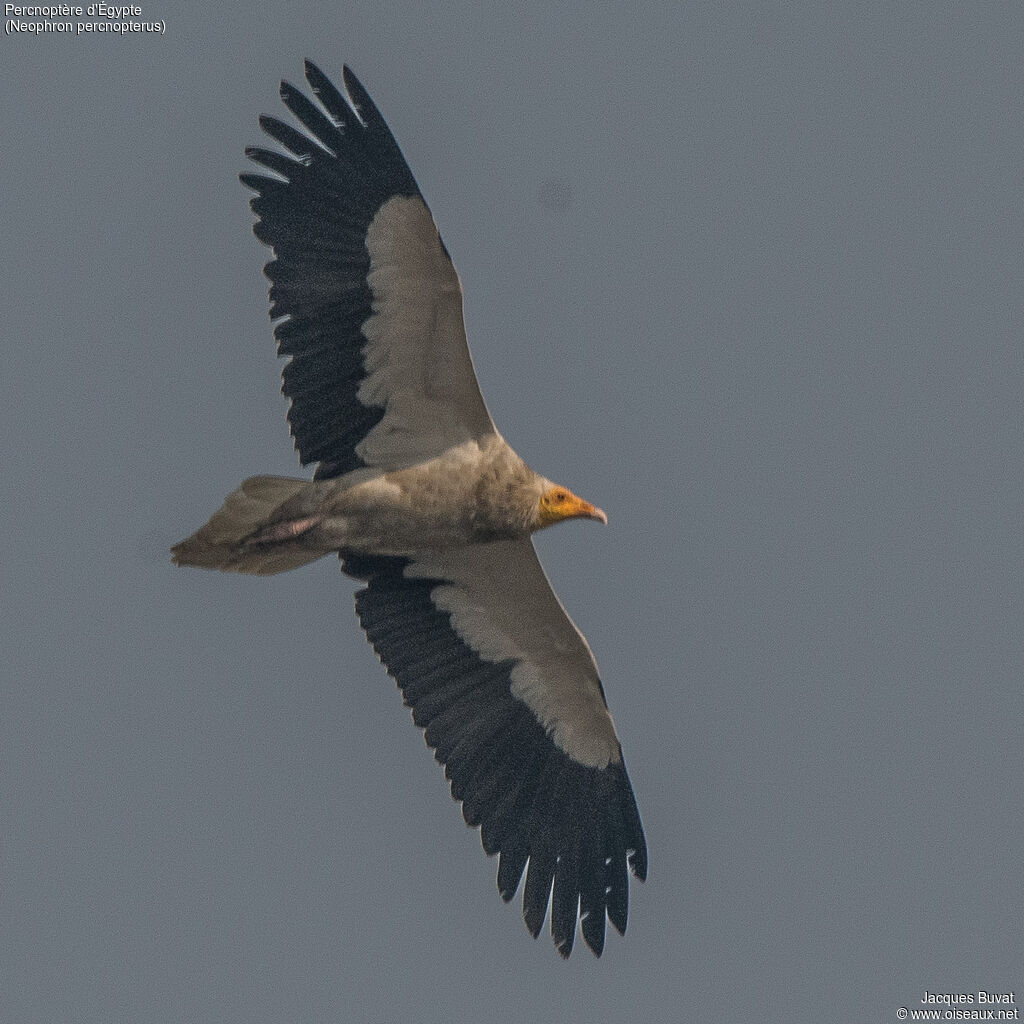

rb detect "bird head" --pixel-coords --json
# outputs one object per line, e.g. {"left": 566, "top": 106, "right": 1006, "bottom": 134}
{"left": 533, "top": 484, "right": 608, "bottom": 530}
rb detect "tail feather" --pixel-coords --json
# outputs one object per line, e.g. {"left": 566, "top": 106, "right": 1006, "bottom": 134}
{"left": 172, "top": 475, "right": 327, "bottom": 575}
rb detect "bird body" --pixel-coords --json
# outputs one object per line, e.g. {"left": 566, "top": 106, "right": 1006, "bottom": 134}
{"left": 172, "top": 61, "right": 646, "bottom": 958}
{"left": 173, "top": 434, "right": 599, "bottom": 565}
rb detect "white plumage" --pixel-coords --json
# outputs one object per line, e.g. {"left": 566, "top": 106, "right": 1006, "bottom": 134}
{"left": 172, "top": 61, "right": 646, "bottom": 958}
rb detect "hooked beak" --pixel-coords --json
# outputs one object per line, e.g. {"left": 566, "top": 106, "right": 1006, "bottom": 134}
{"left": 536, "top": 485, "right": 609, "bottom": 529}
{"left": 568, "top": 496, "right": 608, "bottom": 524}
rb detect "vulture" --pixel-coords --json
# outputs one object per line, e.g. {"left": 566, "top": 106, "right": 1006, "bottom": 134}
{"left": 172, "top": 61, "right": 647, "bottom": 958}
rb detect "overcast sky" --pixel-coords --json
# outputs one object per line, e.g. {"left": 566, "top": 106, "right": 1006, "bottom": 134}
{"left": 4, "top": 4, "right": 1022, "bottom": 1022}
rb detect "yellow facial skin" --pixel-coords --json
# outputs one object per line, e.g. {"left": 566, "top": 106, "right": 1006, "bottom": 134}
{"left": 535, "top": 486, "right": 608, "bottom": 529}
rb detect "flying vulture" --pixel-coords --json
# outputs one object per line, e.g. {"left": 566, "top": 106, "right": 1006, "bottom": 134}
{"left": 172, "top": 61, "right": 647, "bottom": 958}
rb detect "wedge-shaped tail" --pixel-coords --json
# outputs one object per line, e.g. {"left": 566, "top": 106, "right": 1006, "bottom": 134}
{"left": 171, "top": 475, "right": 324, "bottom": 575}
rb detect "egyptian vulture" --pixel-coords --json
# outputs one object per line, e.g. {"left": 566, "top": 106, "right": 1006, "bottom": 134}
{"left": 172, "top": 61, "right": 647, "bottom": 958}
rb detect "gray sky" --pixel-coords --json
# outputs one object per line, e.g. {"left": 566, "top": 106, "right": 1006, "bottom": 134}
{"left": 4, "top": 3, "right": 1022, "bottom": 1022}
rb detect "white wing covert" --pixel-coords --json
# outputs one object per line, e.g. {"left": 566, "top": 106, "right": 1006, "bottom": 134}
{"left": 241, "top": 62, "right": 496, "bottom": 479}
{"left": 341, "top": 540, "right": 648, "bottom": 958}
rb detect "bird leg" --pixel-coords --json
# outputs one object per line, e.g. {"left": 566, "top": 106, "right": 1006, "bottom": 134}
{"left": 242, "top": 515, "right": 322, "bottom": 548}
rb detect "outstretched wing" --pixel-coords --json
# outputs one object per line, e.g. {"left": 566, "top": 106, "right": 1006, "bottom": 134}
{"left": 341, "top": 539, "right": 647, "bottom": 958}
{"left": 241, "top": 62, "right": 497, "bottom": 480}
